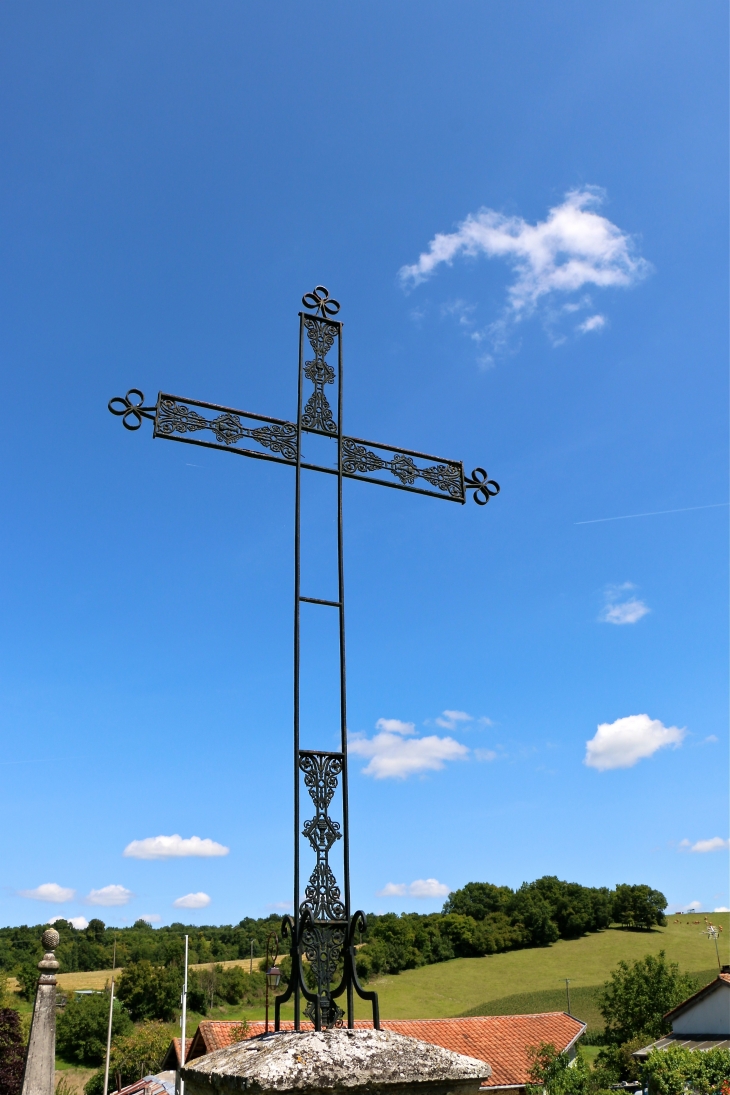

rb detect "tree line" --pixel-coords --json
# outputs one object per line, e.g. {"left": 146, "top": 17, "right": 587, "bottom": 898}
{"left": 354, "top": 878, "right": 667, "bottom": 980}
{"left": 0, "top": 877, "right": 666, "bottom": 989}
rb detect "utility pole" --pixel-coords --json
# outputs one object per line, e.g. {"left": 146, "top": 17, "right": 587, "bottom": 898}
{"left": 102, "top": 939, "right": 116, "bottom": 1095}
{"left": 180, "top": 936, "right": 189, "bottom": 1095}
{"left": 250, "top": 940, "right": 253, "bottom": 977}
{"left": 563, "top": 978, "right": 571, "bottom": 1015}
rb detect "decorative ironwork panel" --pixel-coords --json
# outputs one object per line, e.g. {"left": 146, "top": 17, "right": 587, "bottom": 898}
{"left": 301, "top": 316, "right": 338, "bottom": 434}
{"left": 342, "top": 436, "right": 465, "bottom": 501}
{"left": 299, "top": 752, "right": 346, "bottom": 922}
{"left": 301, "top": 920, "right": 346, "bottom": 1028}
{"left": 153, "top": 395, "right": 298, "bottom": 463}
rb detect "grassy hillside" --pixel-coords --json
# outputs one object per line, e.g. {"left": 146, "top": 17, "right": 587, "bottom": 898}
{"left": 350, "top": 914, "right": 729, "bottom": 1027}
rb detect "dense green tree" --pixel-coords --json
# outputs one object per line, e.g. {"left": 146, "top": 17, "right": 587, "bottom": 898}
{"left": 56, "top": 992, "right": 132, "bottom": 1065}
{"left": 599, "top": 951, "right": 696, "bottom": 1044}
{"left": 509, "top": 887, "right": 560, "bottom": 946}
{"left": 613, "top": 885, "right": 667, "bottom": 930}
{"left": 16, "top": 963, "right": 39, "bottom": 1002}
{"left": 115, "top": 960, "right": 181, "bottom": 1022}
{"left": 442, "top": 883, "right": 512, "bottom": 920}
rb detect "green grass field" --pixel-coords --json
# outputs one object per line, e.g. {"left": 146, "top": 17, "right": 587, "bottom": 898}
{"left": 348, "top": 914, "right": 729, "bottom": 1028}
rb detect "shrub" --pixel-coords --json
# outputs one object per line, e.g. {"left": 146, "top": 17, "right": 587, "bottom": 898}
{"left": 525, "top": 1042, "right": 591, "bottom": 1095}
{"left": 0, "top": 1008, "right": 25, "bottom": 1095}
{"left": 642, "top": 1044, "right": 730, "bottom": 1095}
{"left": 84, "top": 1021, "right": 171, "bottom": 1095}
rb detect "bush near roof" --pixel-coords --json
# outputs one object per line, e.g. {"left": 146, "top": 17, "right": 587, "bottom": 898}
{"left": 83, "top": 1021, "right": 171, "bottom": 1095}
{"left": 598, "top": 951, "right": 696, "bottom": 1045}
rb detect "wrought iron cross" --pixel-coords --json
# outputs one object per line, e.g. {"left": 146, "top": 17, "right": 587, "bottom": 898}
{"left": 109, "top": 285, "right": 499, "bottom": 1032}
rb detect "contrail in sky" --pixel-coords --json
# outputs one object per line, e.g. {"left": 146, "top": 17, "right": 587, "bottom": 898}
{"left": 575, "top": 502, "right": 729, "bottom": 525}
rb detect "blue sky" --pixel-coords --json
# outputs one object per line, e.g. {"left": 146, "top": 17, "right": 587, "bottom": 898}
{"left": 0, "top": 1, "right": 727, "bottom": 932}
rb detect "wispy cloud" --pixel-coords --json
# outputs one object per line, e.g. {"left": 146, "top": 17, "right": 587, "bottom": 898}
{"left": 585, "top": 714, "right": 686, "bottom": 771}
{"left": 377, "top": 879, "right": 449, "bottom": 899}
{"left": 140, "top": 914, "right": 161, "bottom": 923}
{"left": 375, "top": 718, "right": 416, "bottom": 735}
{"left": 20, "top": 883, "right": 75, "bottom": 903}
{"left": 350, "top": 720, "right": 468, "bottom": 779}
{"left": 399, "top": 188, "right": 650, "bottom": 351}
{"left": 435, "top": 710, "right": 472, "bottom": 730}
{"left": 577, "top": 314, "right": 606, "bottom": 334}
{"left": 680, "top": 837, "right": 729, "bottom": 854}
{"left": 474, "top": 748, "right": 497, "bottom": 762}
{"left": 87, "top": 885, "right": 133, "bottom": 907}
{"left": 173, "top": 892, "right": 211, "bottom": 909}
{"left": 599, "top": 583, "right": 650, "bottom": 625}
{"left": 123, "top": 834, "right": 230, "bottom": 860}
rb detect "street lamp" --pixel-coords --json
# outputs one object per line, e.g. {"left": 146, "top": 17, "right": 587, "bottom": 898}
{"left": 264, "top": 932, "right": 279, "bottom": 1033}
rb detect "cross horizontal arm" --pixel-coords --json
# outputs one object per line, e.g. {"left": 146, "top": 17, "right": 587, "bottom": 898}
{"left": 108, "top": 389, "right": 499, "bottom": 505}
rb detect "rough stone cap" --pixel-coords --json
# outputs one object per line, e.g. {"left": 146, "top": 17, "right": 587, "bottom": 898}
{"left": 181, "top": 1029, "right": 491, "bottom": 1095}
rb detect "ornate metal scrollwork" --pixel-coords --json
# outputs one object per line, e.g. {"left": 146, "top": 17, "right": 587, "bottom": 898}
{"left": 155, "top": 399, "right": 298, "bottom": 460}
{"left": 464, "top": 467, "right": 500, "bottom": 505}
{"left": 108, "top": 390, "right": 157, "bottom": 431}
{"left": 299, "top": 753, "right": 346, "bottom": 922}
{"left": 301, "top": 317, "right": 338, "bottom": 434}
{"left": 342, "top": 439, "right": 463, "bottom": 499}
{"left": 301, "top": 920, "right": 346, "bottom": 1027}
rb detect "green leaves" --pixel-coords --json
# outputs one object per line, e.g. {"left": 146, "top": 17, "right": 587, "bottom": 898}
{"left": 598, "top": 951, "right": 697, "bottom": 1044}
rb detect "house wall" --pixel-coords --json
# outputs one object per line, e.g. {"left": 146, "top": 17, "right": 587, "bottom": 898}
{"left": 672, "top": 984, "right": 730, "bottom": 1036}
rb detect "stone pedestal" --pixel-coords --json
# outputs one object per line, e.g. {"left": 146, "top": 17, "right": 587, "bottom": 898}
{"left": 181, "top": 1028, "right": 490, "bottom": 1095}
{"left": 21, "top": 929, "right": 60, "bottom": 1095}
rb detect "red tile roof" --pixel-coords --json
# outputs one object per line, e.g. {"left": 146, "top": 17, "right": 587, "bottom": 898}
{"left": 184, "top": 1013, "right": 585, "bottom": 1090}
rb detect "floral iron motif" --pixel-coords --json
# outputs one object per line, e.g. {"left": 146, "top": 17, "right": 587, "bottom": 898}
{"left": 342, "top": 438, "right": 463, "bottom": 499}
{"left": 155, "top": 398, "right": 298, "bottom": 460}
{"left": 299, "top": 752, "right": 346, "bottom": 922}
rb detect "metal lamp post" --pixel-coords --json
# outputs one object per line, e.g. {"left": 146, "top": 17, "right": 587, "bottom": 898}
{"left": 264, "top": 933, "right": 280, "bottom": 1033}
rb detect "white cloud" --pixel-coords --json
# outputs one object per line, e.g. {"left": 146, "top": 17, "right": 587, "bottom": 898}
{"left": 584, "top": 714, "right": 686, "bottom": 771}
{"left": 376, "top": 883, "right": 407, "bottom": 897}
{"left": 703, "top": 735, "right": 719, "bottom": 744}
{"left": 714, "top": 907, "right": 730, "bottom": 913}
{"left": 577, "top": 314, "right": 606, "bottom": 334}
{"left": 688, "top": 837, "right": 729, "bottom": 854}
{"left": 173, "top": 892, "right": 211, "bottom": 909}
{"left": 123, "top": 834, "right": 230, "bottom": 860}
{"left": 87, "top": 885, "right": 133, "bottom": 907}
{"left": 374, "top": 718, "right": 416, "bottom": 735}
{"left": 48, "top": 915, "right": 89, "bottom": 929}
{"left": 599, "top": 583, "right": 650, "bottom": 625}
{"left": 408, "top": 878, "right": 450, "bottom": 898}
{"left": 435, "top": 710, "right": 472, "bottom": 730}
{"left": 140, "top": 914, "right": 161, "bottom": 923}
{"left": 350, "top": 722, "right": 468, "bottom": 779}
{"left": 20, "top": 883, "right": 75, "bottom": 903}
{"left": 399, "top": 188, "right": 650, "bottom": 326}
{"left": 376, "top": 879, "right": 449, "bottom": 899}
{"left": 474, "top": 748, "right": 497, "bottom": 762}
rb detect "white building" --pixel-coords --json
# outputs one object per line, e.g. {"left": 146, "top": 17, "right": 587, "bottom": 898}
{"left": 634, "top": 968, "right": 730, "bottom": 1058}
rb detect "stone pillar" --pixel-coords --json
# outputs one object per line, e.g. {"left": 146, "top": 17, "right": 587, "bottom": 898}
{"left": 182, "top": 1027, "right": 491, "bottom": 1095}
{"left": 21, "top": 928, "right": 60, "bottom": 1095}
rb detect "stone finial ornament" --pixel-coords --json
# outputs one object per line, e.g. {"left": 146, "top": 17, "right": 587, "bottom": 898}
{"left": 21, "top": 929, "right": 60, "bottom": 1095}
